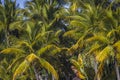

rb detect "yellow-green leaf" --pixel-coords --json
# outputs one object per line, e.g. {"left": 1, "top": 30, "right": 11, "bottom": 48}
{"left": 113, "top": 41, "right": 120, "bottom": 52}
{"left": 13, "top": 60, "right": 29, "bottom": 80}
{"left": 0, "top": 48, "right": 25, "bottom": 54}
{"left": 96, "top": 46, "right": 113, "bottom": 62}
{"left": 78, "top": 54, "right": 83, "bottom": 66}
{"left": 39, "top": 58, "right": 59, "bottom": 80}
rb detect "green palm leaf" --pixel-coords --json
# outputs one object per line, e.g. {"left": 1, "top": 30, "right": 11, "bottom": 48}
{"left": 67, "top": 15, "right": 86, "bottom": 20}
{"left": 107, "top": 29, "right": 118, "bottom": 38}
{"left": 7, "top": 57, "right": 25, "bottom": 71}
{"left": 13, "top": 53, "right": 58, "bottom": 80}
{"left": 13, "top": 60, "right": 29, "bottom": 80}
{"left": 17, "top": 41, "right": 34, "bottom": 52}
{"left": 37, "top": 44, "right": 61, "bottom": 56}
{"left": 88, "top": 43, "right": 101, "bottom": 54}
{"left": 70, "top": 20, "right": 87, "bottom": 28}
{"left": 78, "top": 54, "right": 83, "bottom": 67}
{"left": 96, "top": 46, "right": 113, "bottom": 62}
{"left": 0, "top": 48, "right": 25, "bottom": 54}
{"left": 55, "top": 30, "right": 63, "bottom": 37}
{"left": 70, "top": 1, "right": 78, "bottom": 12}
{"left": 70, "top": 59, "right": 80, "bottom": 69}
{"left": 9, "top": 21, "right": 22, "bottom": 30}
{"left": 113, "top": 41, "right": 120, "bottom": 52}
{"left": 86, "top": 35, "right": 109, "bottom": 44}
{"left": 39, "top": 58, "right": 59, "bottom": 80}
{"left": 63, "top": 30, "right": 76, "bottom": 38}
{"left": 70, "top": 55, "right": 86, "bottom": 79}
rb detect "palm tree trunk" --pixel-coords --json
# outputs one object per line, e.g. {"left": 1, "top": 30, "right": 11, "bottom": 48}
{"left": 39, "top": 75, "right": 43, "bottom": 80}
{"left": 94, "top": 59, "right": 100, "bottom": 80}
{"left": 33, "top": 66, "right": 40, "bottom": 80}
{"left": 33, "top": 66, "right": 43, "bottom": 80}
{"left": 115, "top": 60, "right": 120, "bottom": 80}
{"left": 114, "top": 49, "right": 120, "bottom": 80}
{"left": 52, "top": 75, "right": 55, "bottom": 80}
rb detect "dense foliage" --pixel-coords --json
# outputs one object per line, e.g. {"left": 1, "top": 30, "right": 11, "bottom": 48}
{"left": 0, "top": 0, "right": 120, "bottom": 80}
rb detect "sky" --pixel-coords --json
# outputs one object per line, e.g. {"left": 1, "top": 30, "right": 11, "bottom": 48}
{"left": 16, "top": 0, "right": 31, "bottom": 8}
{"left": 16, "top": 0, "right": 26, "bottom": 8}
{"left": 1, "top": 0, "right": 30, "bottom": 8}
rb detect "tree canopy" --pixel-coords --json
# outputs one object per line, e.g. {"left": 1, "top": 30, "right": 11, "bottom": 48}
{"left": 0, "top": 0, "right": 120, "bottom": 80}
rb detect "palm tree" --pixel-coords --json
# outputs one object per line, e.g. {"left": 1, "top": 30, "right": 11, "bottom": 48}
{"left": 0, "top": 0, "right": 23, "bottom": 48}
{"left": 0, "top": 0, "right": 61, "bottom": 79}
{"left": 63, "top": 0, "right": 120, "bottom": 80}
{"left": 0, "top": 0, "right": 70, "bottom": 79}
{"left": 0, "top": 0, "right": 25, "bottom": 79}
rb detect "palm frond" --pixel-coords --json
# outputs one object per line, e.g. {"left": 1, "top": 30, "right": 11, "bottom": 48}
{"left": 70, "top": 1, "right": 78, "bottom": 12}
{"left": 34, "top": 31, "right": 52, "bottom": 41}
{"left": 85, "top": 3, "right": 94, "bottom": 14}
{"left": 42, "top": 5, "right": 48, "bottom": 19}
{"left": 37, "top": 44, "right": 61, "bottom": 56}
{"left": 63, "top": 30, "right": 76, "bottom": 38}
{"left": 13, "top": 53, "right": 58, "bottom": 80}
{"left": 88, "top": 43, "right": 101, "bottom": 54}
{"left": 86, "top": 35, "right": 109, "bottom": 44}
{"left": 96, "top": 46, "right": 113, "bottom": 62}
{"left": 13, "top": 53, "right": 36, "bottom": 75}
{"left": 47, "top": 18, "right": 56, "bottom": 29}
{"left": 7, "top": 57, "right": 25, "bottom": 71}
{"left": 68, "top": 43, "right": 79, "bottom": 55}
{"left": 70, "top": 59, "right": 80, "bottom": 69}
{"left": 70, "top": 57, "right": 86, "bottom": 79}
{"left": 105, "top": 9, "right": 117, "bottom": 27}
{"left": 78, "top": 54, "right": 83, "bottom": 66}
{"left": 39, "top": 58, "right": 59, "bottom": 80}
{"left": 67, "top": 15, "right": 86, "bottom": 20}
{"left": 70, "top": 20, "right": 87, "bottom": 28}
{"left": 28, "top": 53, "right": 59, "bottom": 80}
{"left": 113, "top": 41, "right": 120, "bottom": 52}
{"left": 0, "top": 48, "right": 25, "bottom": 54}
{"left": 77, "top": 71, "right": 86, "bottom": 79}
{"left": 107, "top": 29, "right": 118, "bottom": 38}
{"left": 13, "top": 60, "right": 29, "bottom": 80}
{"left": 55, "top": 8, "right": 69, "bottom": 19}
{"left": 68, "top": 35, "right": 85, "bottom": 55}
{"left": 55, "top": 30, "right": 63, "bottom": 37}
{"left": 9, "top": 21, "right": 22, "bottom": 30}
{"left": 17, "top": 41, "right": 34, "bottom": 52}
